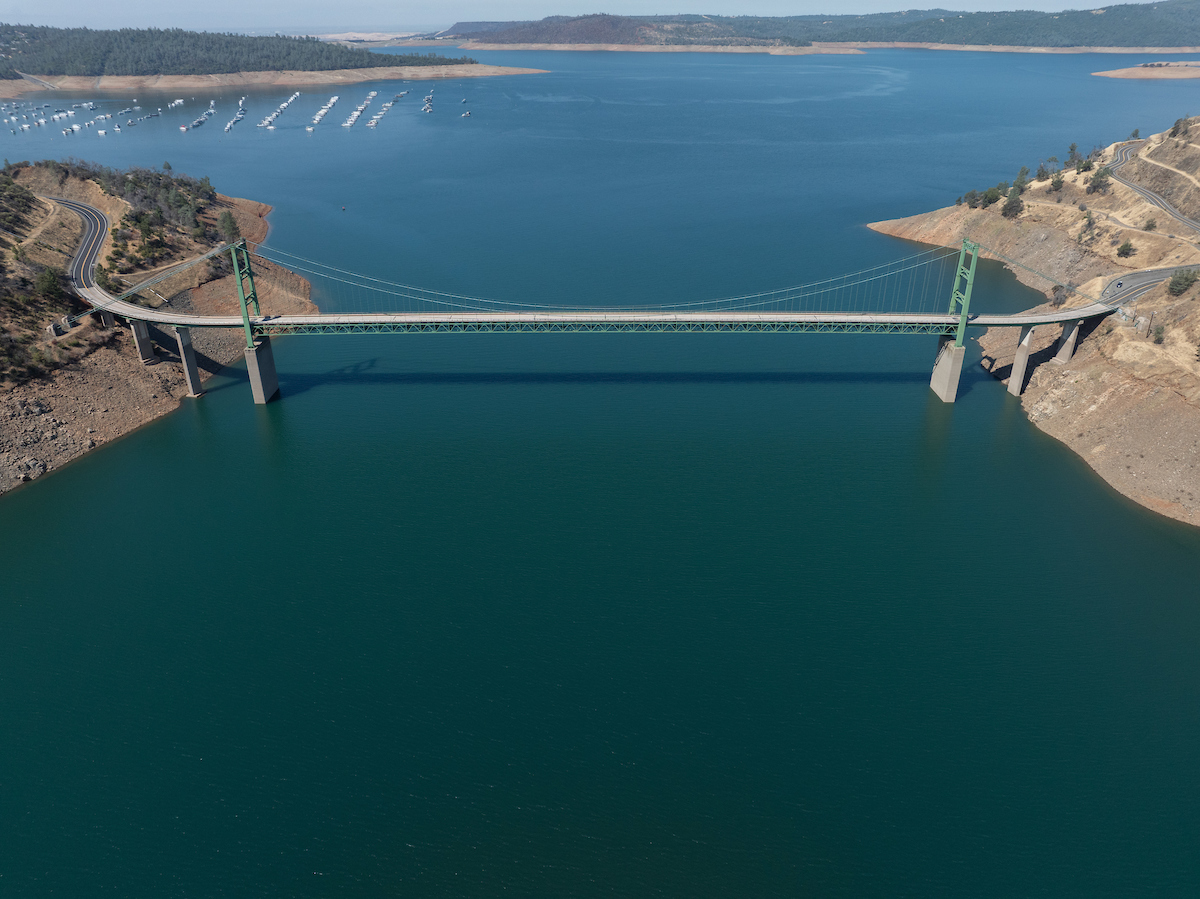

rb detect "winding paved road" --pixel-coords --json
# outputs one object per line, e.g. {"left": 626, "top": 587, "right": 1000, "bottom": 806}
{"left": 1110, "top": 140, "right": 1200, "bottom": 236}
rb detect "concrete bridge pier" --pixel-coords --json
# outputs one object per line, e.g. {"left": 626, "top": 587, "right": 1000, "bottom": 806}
{"left": 129, "top": 319, "right": 157, "bottom": 364}
{"left": 1008, "top": 325, "right": 1035, "bottom": 396}
{"left": 1055, "top": 319, "right": 1081, "bottom": 363}
{"left": 174, "top": 327, "right": 204, "bottom": 397}
{"left": 930, "top": 334, "right": 966, "bottom": 403}
{"left": 94, "top": 309, "right": 116, "bottom": 329}
{"left": 245, "top": 336, "right": 279, "bottom": 404}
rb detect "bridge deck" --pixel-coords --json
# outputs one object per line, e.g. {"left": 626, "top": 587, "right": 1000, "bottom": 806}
{"left": 74, "top": 281, "right": 1117, "bottom": 335}
{"left": 61, "top": 195, "right": 1124, "bottom": 335}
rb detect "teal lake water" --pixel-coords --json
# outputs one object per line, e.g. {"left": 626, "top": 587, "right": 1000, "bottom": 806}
{"left": 2, "top": 49, "right": 1200, "bottom": 894}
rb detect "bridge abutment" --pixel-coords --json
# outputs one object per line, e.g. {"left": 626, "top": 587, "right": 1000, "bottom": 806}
{"left": 174, "top": 327, "right": 204, "bottom": 398}
{"left": 930, "top": 335, "right": 966, "bottom": 403}
{"left": 1008, "top": 325, "right": 1035, "bottom": 396}
{"left": 1055, "top": 319, "right": 1081, "bottom": 363}
{"left": 129, "top": 319, "right": 157, "bottom": 364}
{"left": 245, "top": 336, "right": 279, "bottom": 404}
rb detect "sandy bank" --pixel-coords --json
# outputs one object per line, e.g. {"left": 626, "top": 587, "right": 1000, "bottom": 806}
{"left": 0, "top": 64, "right": 547, "bottom": 99}
{"left": 445, "top": 40, "right": 1200, "bottom": 56}
{"left": 458, "top": 41, "right": 862, "bottom": 55}
{"left": 1094, "top": 63, "right": 1200, "bottom": 79}
{"left": 816, "top": 41, "right": 1200, "bottom": 54}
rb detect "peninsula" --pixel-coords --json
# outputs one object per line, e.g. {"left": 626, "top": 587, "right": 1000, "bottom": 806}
{"left": 1094, "top": 61, "right": 1200, "bottom": 79}
{"left": 0, "top": 161, "right": 311, "bottom": 492}
{"left": 0, "top": 24, "right": 545, "bottom": 98}
{"left": 870, "top": 119, "right": 1200, "bottom": 527}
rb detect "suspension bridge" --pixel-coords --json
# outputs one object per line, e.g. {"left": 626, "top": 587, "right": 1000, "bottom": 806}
{"left": 53, "top": 197, "right": 1148, "bottom": 405}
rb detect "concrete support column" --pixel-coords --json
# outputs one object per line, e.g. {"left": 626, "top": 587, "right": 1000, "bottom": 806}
{"left": 130, "top": 319, "right": 156, "bottom": 364}
{"left": 174, "top": 327, "right": 204, "bottom": 398}
{"left": 245, "top": 336, "right": 279, "bottom": 404}
{"left": 930, "top": 334, "right": 967, "bottom": 403}
{"left": 1055, "top": 319, "right": 1081, "bottom": 363}
{"left": 95, "top": 309, "right": 116, "bottom": 329}
{"left": 1008, "top": 325, "right": 1035, "bottom": 397}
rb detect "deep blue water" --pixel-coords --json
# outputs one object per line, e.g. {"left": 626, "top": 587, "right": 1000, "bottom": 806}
{"left": 1, "top": 49, "right": 1199, "bottom": 896}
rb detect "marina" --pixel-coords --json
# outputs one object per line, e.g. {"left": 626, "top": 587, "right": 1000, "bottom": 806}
{"left": 257, "top": 91, "right": 301, "bottom": 129}
{"left": 365, "top": 91, "right": 407, "bottom": 127}
{"left": 2, "top": 83, "right": 475, "bottom": 143}
{"left": 341, "top": 90, "right": 378, "bottom": 127}
{"left": 309, "top": 94, "right": 339, "bottom": 130}
{"left": 223, "top": 97, "right": 247, "bottom": 132}
{"left": 181, "top": 100, "right": 215, "bottom": 132}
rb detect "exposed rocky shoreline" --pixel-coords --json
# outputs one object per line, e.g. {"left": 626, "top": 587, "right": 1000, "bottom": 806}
{"left": 0, "top": 189, "right": 313, "bottom": 496}
{"left": 870, "top": 127, "right": 1200, "bottom": 528}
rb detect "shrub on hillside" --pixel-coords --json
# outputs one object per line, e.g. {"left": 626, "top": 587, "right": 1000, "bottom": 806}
{"left": 1168, "top": 269, "right": 1198, "bottom": 295}
{"left": 1001, "top": 186, "right": 1024, "bottom": 218}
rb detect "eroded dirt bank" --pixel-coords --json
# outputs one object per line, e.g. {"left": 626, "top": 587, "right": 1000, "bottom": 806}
{"left": 977, "top": 310, "right": 1200, "bottom": 526}
{"left": 0, "top": 64, "right": 547, "bottom": 99}
{"left": 870, "top": 126, "right": 1200, "bottom": 527}
{"left": 457, "top": 42, "right": 862, "bottom": 55}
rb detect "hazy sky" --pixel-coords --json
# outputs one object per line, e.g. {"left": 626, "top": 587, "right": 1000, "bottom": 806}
{"left": 0, "top": 0, "right": 1153, "bottom": 36}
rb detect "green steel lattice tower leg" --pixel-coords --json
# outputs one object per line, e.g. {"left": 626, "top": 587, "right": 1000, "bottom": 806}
{"left": 231, "top": 241, "right": 261, "bottom": 350}
{"left": 948, "top": 239, "right": 979, "bottom": 347}
{"left": 929, "top": 239, "right": 979, "bottom": 402}
{"left": 230, "top": 240, "right": 279, "bottom": 403}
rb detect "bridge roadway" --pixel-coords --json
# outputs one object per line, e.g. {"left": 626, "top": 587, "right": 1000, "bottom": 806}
{"left": 53, "top": 194, "right": 1175, "bottom": 403}
{"left": 58, "top": 196, "right": 1137, "bottom": 336}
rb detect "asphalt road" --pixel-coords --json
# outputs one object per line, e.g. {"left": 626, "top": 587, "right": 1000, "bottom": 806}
{"left": 1110, "top": 141, "right": 1200, "bottom": 237}
{"left": 52, "top": 195, "right": 108, "bottom": 291}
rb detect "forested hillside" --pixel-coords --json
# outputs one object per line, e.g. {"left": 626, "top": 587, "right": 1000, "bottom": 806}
{"left": 0, "top": 25, "right": 474, "bottom": 79}
{"left": 449, "top": 1, "right": 1200, "bottom": 48}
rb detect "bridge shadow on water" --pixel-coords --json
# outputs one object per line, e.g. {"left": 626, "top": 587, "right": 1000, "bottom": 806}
{"left": 275, "top": 359, "right": 931, "bottom": 398}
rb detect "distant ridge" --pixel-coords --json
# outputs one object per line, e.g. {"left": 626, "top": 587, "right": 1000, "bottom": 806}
{"left": 0, "top": 24, "right": 475, "bottom": 79}
{"left": 446, "top": 2, "right": 1200, "bottom": 49}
